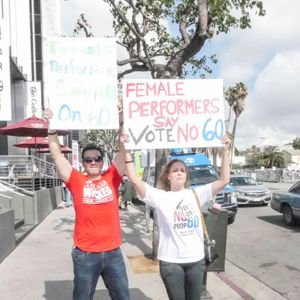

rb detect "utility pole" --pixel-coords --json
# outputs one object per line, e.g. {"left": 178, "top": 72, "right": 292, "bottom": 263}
{"left": 259, "top": 136, "right": 266, "bottom": 152}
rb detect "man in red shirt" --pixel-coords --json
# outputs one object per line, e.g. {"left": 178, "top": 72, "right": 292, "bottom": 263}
{"left": 44, "top": 108, "right": 130, "bottom": 300}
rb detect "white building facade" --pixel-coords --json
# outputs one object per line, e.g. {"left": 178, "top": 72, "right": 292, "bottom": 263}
{"left": 0, "top": 0, "right": 62, "bottom": 155}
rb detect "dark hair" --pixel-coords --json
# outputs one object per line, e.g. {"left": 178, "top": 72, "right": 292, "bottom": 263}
{"left": 157, "top": 159, "right": 190, "bottom": 191}
{"left": 81, "top": 144, "right": 104, "bottom": 160}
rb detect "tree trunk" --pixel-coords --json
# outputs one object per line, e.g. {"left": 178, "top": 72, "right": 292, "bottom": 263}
{"left": 212, "top": 148, "right": 217, "bottom": 167}
{"left": 230, "top": 118, "right": 238, "bottom": 166}
{"left": 151, "top": 209, "right": 159, "bottom": 259}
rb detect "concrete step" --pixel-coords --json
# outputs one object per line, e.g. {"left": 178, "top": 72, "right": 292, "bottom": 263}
{"left": 15, "top": 224, "right": 36, "bottom": 245}
{"left": 14, "top": 218, "right": 24, "bottom": 229}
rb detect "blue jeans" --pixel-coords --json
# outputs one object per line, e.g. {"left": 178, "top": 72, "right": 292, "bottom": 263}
{"left": 72, "top": 247, "right": 130, "bottom": 300}
{"left": 159, "top": 259, "right": 206, "bottom": 300}
{"left": 64, "top": 188, "right": 73, "bottom": 206}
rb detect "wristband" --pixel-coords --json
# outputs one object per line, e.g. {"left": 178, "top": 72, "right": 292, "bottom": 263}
{"left": 125, "top": 160, "right": 134, "bottom": 164}
{"left": 48, "top": 130, "right": 57, "bottom": 135}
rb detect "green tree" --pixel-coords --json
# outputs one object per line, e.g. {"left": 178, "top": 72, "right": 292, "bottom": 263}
{"left": 292, "top": 137, "right": 300, "bottom": 149}
{"left": 73, "top": 13, "right": 94, "bottom": 37}
{"left": 250, "top": 145, "right": 261, "bottom": 154}
{"left": 105, "top": 0, "right": 265, "bottom": 79}
{"left": 80, "top": 130, "right": 119, "bottom": 164}
{"left": 246, "top": 145, "right": 285, "bottom": 169}
{"left": 261, "top": 146, "right": 284, "bottom": 168}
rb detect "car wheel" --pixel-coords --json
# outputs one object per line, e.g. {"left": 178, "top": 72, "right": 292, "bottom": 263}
{"left": 282, "top": 205, "right": 296, "bottom": 226}
{"left": 228, "top": 216, "right": 235, "bottom": 225}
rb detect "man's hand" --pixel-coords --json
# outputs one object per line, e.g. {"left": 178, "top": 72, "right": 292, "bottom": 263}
{"left": 119, "top": 131, "right": 129, "bottom": 145}
{"left": 43, "top": 108, "right": 53, "bottom": 123}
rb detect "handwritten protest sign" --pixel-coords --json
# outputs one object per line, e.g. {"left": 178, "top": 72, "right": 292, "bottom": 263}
{"left": 123, "top": 79, "right": 225, "bottom": 150}
{"left": 44, "top": 37, "right": 118, "bottom": 130}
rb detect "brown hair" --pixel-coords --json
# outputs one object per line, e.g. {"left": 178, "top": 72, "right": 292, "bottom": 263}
{"left": 157, "top": 159, "right": 190, "bottom": 191}
{"left": 81, "top": 144, "right": 104, "bottom": 160}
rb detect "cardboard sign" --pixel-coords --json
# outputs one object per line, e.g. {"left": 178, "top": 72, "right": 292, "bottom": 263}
{"left": 123, "top": 79, "right": 225, "bottom": 149}
{"left": 44, "top": 37, "right": 118, "bottom": 130}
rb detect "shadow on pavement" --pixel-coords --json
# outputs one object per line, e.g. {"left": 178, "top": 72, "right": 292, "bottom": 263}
{"left": 44, "top": 280, "right": 151, "bottom": 300}
{"left": 43, "top": 280, "right": 152, "bottom": 300}
{"left": 120, "top": 209, "right": 153, "bottom": 255}
{"left": 257, "top": 215, "right": 300, "bottom": 231}
{"left": 51, "top": 216, "right": 74, "bottom": 238}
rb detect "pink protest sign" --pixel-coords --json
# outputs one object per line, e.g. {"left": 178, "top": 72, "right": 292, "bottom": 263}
{"left": 123, "top": 79, "right": 225, "bottom": 150}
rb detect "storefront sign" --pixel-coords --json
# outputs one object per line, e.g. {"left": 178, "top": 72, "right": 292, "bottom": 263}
{"left": 26, "top": 81, "right": 42, "bottom": 118}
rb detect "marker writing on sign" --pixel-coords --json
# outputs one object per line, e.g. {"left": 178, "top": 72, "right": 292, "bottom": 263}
{"left": 128, "top": 118, "right": 224, "bottom": 146}
{"left": 58, "top": 104, "right": 111, "bottom": 127}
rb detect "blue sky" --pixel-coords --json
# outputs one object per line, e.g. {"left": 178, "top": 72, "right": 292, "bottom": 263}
{"left": 61, "top": 0, "right": 300, "bottom": 151}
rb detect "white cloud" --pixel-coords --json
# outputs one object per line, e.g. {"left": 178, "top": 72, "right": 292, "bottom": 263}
{"left": 212, "top": 0, "right": 300, "bottom": 150}
{"left": 235, "top": 49, "right": 300, "bottom": 150}
{"left": 219, "top": 63, "right": 255, "bottom": 86}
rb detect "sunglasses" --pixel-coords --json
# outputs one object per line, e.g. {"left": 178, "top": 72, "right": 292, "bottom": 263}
{"left": 83, "top": 156, "right": 103, "bottom": 163}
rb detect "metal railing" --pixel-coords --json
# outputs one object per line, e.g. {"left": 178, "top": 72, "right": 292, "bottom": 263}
{"left": 0, "top": 179, "right": 34, "bottom": 196}
{"left": 0, "top": 155, "right": 62, "bottom": 191}
{"left": 234, "top": 168, "right": 300, "bottom": 183}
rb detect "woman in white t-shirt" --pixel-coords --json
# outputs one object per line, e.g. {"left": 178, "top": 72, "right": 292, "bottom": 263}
{"left": 124, "top": 136, "right": 230, "bottom": 300}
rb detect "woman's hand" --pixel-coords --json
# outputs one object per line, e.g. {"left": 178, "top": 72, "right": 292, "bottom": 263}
{"left": 118, "top": 103, "right": 124, "bottom": 127}
{"left": 220, "top": 135, "right": 231, "bottom": 151}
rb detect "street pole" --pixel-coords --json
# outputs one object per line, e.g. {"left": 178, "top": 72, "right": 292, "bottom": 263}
{"left": 145, "top": 150, "right": 151, "bottom": 233}
{"left": 201, "top": 272, "right": 213, "bottom": 299}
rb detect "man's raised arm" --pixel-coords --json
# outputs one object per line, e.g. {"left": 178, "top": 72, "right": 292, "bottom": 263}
{"left": 112, "top": 104, "right": 126, "bottom": 176}
{"left": 44, "top": 108, "right": 72, "bottom": 183}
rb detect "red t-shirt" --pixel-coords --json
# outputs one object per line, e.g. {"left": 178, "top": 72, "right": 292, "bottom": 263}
{"left": 66, "top": 165, "right": 122, "bottom": 252}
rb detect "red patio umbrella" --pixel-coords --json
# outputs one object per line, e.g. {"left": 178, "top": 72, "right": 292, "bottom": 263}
{"left": 14, "top": 137, "right": 71, "bottom": 154}
{"left": 14, "top": 137, "right": 52, "bottom": 148}
{"left": 0, "top": 116, "right": 68, "bottom": 137}
{"left": 37, "top": 145, "right": 72, "bottom": 154}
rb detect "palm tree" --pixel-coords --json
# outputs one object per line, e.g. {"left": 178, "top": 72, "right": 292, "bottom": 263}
{"left": 261, "top": 146, "right": 284, "bottom": 168}
{"left": 292, "top": 137, "right": 300, "bottom": 149}
{"left": 225, "top": 86, "right": 236, "bottom": 127}
{"left": 225, "top": 82, "right": 248, "bottom": 165}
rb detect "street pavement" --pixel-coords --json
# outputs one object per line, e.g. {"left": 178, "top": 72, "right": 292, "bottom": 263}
{"left": 0, "top": 192, "right": 289, "bottom": 300}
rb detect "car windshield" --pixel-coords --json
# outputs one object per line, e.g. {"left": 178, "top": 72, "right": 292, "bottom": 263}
{"left": 189, "top": 166, "right": 219, "bottom": 185}
{"left": 230, "top": 176, "right": 257, "bottom": 186}
{"left": 289, "top": 181, "right": 300, "bottom": 194}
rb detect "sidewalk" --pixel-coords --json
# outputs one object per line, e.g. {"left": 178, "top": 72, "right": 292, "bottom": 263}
{"left": 0, "top": 202, "right": 286, "bottom": 300}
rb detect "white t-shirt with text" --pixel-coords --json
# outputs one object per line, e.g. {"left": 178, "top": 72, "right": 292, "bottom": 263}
{"left": 141, "top": 183, "right": 213, "bottom": 263}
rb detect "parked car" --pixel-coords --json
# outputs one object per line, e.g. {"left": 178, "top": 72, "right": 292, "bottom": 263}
{"left": 229, "top": 175, "right": 272, "bottom": 206}
{"left": 271, "top": 180, "right": 300, "bottom": 226}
